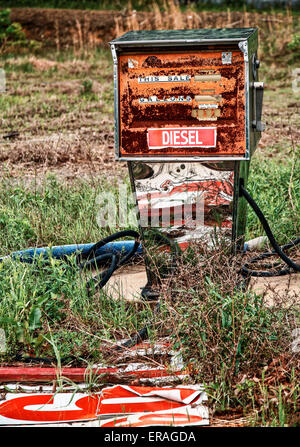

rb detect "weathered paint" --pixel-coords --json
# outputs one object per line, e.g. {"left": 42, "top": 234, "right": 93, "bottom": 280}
{"left": 0, "top": 366, "right": 189, "bottom": 383}
{"left": 0, "top": 393, "right": 101, "bottom": 424}
{"left": 118, "top": 50, "right": 245, "bottom": 159}
{"left": 0, "top": 341, "right": 188, "bottom": 383}
{"left": 101, "top": 406, "right": 209, "bottom": 427}
{"left": 147, "top": 127, "right": 217, "bottom": 149}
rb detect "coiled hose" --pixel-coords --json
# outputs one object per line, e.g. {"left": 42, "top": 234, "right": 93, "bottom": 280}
{"left": 240, "top": 185, "right": 300, "bottom": 277}
{"left": 6, "top": 229, "right": 180, "bottom": 362}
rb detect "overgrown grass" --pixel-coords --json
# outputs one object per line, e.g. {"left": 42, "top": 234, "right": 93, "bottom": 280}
{"left": 0, "top": 254, "right": 155, "bottom": 363}
{"left": 246, "top": 153, "right": 300, "bottom": 244}
{"left": 0, "top": 150, "right": 298, "bottom": 256}
{"left": 0, "top": 20, "right": 299, "bottom": 425}
{"left": 0, "top": 174, "right": 151, "bottom": 365}
{"left": 0, "top": 161, "right": 298, "bottom": 369}
{"left": 0, "top": 174, "right": 128, "bottom": 253}
{"left": 155, "top": 240, "right": 300, "bottom": 426}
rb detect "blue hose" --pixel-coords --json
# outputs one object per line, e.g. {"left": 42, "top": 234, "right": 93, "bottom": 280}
{"left": 1, "top": 230, "right": 150, "bottom": 360}
{"left": 0, "top": 240, "right": 143, "bottom": 264}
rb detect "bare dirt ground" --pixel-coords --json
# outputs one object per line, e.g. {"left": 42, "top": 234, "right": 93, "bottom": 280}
{"left": 0, "top": 53, "right": 299, "bottom": 181}
{"left": 0, "top": 7, "right": 298, "bottom": 180}
{"left": 0, "top": 53, "right": 127, "bottom": 181}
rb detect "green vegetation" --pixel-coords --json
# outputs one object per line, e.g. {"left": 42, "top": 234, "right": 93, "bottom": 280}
{"left": 0, "top": 8, "right": 299, "bottom": 426}
{"left": 0, "top": 8, "right": 40, "bottom": 54}
{"left": 0, "top": 253, "right": 155, "bottom": 362}
{"left": 0, "top": 175, "right": 120, "bottom": 253}
{"left": 169, "top": 246, "right": 299, "bottom": 426}
{"left": 0, "top": 8, "right": 26, "bottom": 51}
{"left": 247, "top": 155, "right": 300, "bottom": 244}
{"left": 287, "top": 33, "right": 300, "bottom": 62}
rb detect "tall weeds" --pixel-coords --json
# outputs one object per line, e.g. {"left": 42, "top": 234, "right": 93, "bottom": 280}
{"left": 110, "top": 0, "right": 299, "bottom": 63}
{"left": 150, "top": 240, "right": 300, "bottom": 384}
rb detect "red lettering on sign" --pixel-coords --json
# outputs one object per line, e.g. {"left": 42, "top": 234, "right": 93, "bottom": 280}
{"left": 0, "top": 394, "right": 100, "bottom": 422}
{"left": 101, "top": 412, "right": 204, "bottom": 427}
{"left": 148, "top": 127, "right": 216, "bottom": 149}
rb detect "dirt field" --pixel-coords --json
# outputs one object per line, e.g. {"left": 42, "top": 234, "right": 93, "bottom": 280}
{"left": 0, "top": 6, "right": 297, "bottom": 182}
{"left": 8, "top": 6, "right": 299, "bottom": 56}
{"left": 0, "top": 51, "right": 299, "bottom": 181}
{"left": 0, "top": 6, "right": 297, "bottom": 179}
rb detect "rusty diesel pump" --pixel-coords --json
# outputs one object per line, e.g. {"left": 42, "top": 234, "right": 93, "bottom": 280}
{"left": 109, "top": 28, "right": 265, "bottom": 284}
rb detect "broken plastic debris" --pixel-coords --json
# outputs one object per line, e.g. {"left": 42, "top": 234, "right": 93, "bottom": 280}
{"left": 244, "top": 236, "right": 268, "bottom": 251}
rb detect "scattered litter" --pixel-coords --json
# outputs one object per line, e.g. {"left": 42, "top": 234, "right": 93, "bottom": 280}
{"left": 244, "top": 236, "right": 268, "bottom": 251}
{"left": 97, "top": 384, "right": 209, "bottom": 427}
{"left": 100, "top": 405, "right": 208, "bottom": 427}
{"left": 0, "top": 329, "right": 6, "bottom": 354}
{"left": 115, "top": 340, "right": 171, "bottom": 357}
{"left": 291, "top": 328, "right": 300, "bottom": 353}
{"left": 0, "top": 363, "right": 189, "bottom": 385}
{"left": 0, "top": 392, "right": 101, "bottom": 425}
{"left": 3, "top": 131, "right": 19, "bottom": 140}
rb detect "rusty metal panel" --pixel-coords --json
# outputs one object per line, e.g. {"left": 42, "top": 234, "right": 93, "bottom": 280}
{"left": 118, "top": 50, "right": 246, "bottom": 159}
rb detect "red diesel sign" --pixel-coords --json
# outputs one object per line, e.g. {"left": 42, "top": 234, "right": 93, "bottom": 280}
{"left": 148, "top": 127, "right": 217, "bottom": 150}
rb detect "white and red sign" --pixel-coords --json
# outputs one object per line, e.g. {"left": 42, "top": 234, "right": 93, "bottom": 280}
{"left": 101, "top": 405, "right": 209, "bottom": 427}
{"left": 0, "top": 385, "right": 209, "bottom": 426}
{"left": 148, "top": 127, "right": 216, "bottom": 149}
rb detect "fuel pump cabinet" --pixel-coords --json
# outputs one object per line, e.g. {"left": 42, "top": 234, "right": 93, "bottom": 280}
{"left": 110, "top": 28, "right": 265, "bottom": 254}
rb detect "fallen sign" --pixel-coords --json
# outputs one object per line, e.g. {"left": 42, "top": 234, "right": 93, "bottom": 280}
{"left": 0, "top": 364, "right": 188, "bottom": 384}
{"left": 0, "top": 385, "right": 209, "bottom": 426}
{"left": 99, "top": 385, "right": 209, "bottom": 427}
{"left": 0, "top": 341, "right": 188, "bottom": 385}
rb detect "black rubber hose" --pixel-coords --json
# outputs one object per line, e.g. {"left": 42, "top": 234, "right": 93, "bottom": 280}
{"left": 240, "top": 184, "right": 300, "bottom": 277}
{"left": 13, "top": 230, "right": 143, "bottom": 364}
{"left": 82, "top": 252, "right": 119, "bottom": 291}
{"left": 78, "top": 230, "right": 141, "bottom": 294}
{"left": 12, "top": 230, "right": 178, "bottom": 358}
{"left": 78, "top": 229, "right": 180, "bottom": 351}
{"left": 79, "top": 230, "right": 140, "bottom": 267}
{"left": 118, "top": 231, "right": 180, "bottom": 350}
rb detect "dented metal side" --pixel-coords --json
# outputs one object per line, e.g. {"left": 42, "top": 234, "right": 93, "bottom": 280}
{"left": 130, "top": 161, "right": 235, "bottom": 244}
